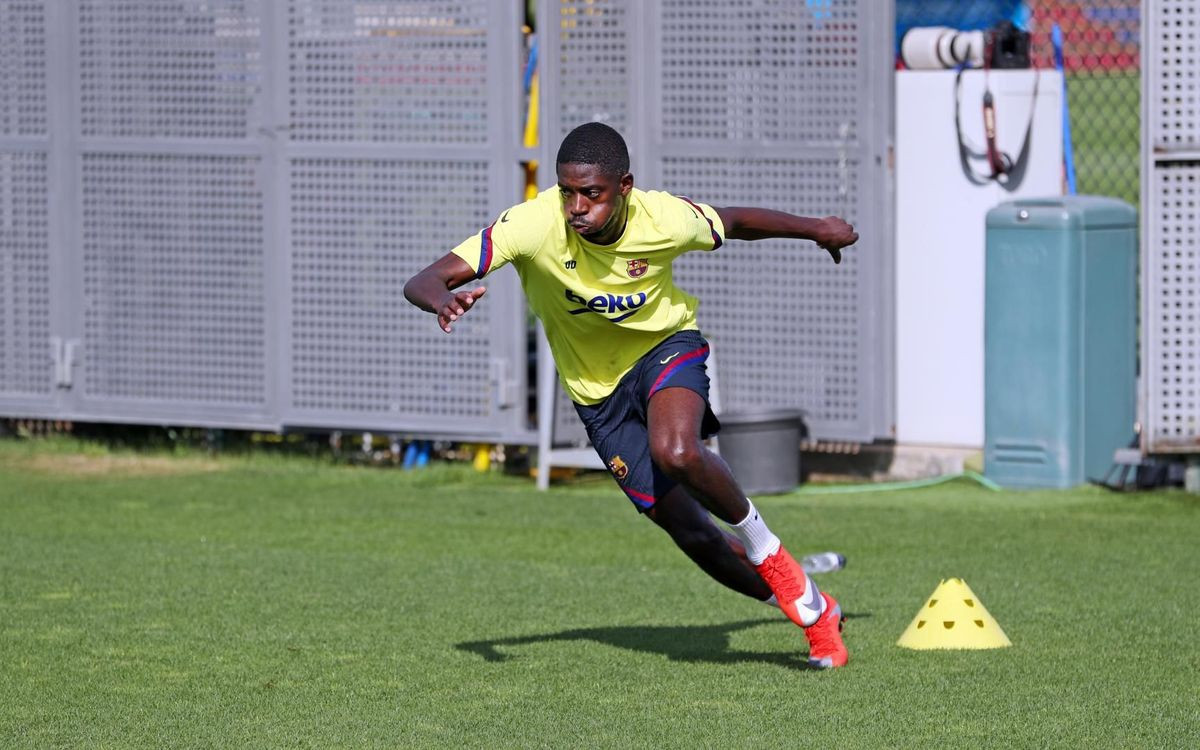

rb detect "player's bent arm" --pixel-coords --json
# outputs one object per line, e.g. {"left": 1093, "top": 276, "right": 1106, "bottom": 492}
{"left": 711, "top": 206, "right": 858, "bottom": 263}
{"left": 403, "top": 253, "right": 487, "bottom": 333}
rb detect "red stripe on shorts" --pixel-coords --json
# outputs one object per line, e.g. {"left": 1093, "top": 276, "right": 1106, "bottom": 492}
{"left": 648, "top": 344, "right": 709, "bottom": 396}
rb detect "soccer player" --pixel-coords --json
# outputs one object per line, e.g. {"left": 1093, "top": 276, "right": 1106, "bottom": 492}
{"left": 404, "top": 122, "right": 859, "bottom": 668}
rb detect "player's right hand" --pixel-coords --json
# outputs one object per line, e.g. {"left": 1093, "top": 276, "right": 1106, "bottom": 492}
{"left": 437, "top": 287, "right": 487, "bottom": 333}
{"left": 814, "top": 216, "right": 858, "bottom": 264}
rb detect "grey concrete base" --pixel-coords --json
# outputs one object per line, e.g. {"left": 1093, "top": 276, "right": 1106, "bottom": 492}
{"left": 801, "top": 441, "right": 982, "bottom": 483}
{"left": 881, "top": 444, "right": 982, "bottom": 481}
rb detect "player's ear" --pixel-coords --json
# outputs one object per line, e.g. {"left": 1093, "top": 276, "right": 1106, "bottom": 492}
{"left": 619, "top": 172, "right": 633, "bottom": 196}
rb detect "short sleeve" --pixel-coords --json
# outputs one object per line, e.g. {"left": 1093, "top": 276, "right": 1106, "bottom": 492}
{"left": 672, "top": 195, "right": 726, "bottom": 252}
{"left": 450, "top": 196, "right": 553, "bottom": 279}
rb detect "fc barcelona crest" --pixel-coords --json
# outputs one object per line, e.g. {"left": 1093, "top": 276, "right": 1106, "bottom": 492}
{"left": 626, "top": 259, "right": 649, "bottom": 278}
{"left": 608, "top": 455, "right": 629, "bottom": 481}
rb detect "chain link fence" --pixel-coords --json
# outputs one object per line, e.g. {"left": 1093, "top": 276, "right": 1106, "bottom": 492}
{"left": 897, "top": 0, "right": 1140, "bottom": 206}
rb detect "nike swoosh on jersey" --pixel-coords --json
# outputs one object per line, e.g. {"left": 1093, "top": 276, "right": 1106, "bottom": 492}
{"left": 500, "top": 211, "right": 510, "bottom": 222}
{"left": 659, "top": 352, "right": 681, "bottom": 365}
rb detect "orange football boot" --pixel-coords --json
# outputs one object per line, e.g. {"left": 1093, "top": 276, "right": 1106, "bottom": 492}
{"left": 803, "top": 592, "right": 848, "bottom": 669}
{"left": 755, "top": 546, "right": 849, "bottom": 668}
{"left": 754, "top": 546, "right": 825, "bottom": 627}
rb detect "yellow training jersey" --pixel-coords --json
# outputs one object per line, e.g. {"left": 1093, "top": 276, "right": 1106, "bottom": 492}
{"left": 449, "top": 186, "right": 726, "bottom": 404}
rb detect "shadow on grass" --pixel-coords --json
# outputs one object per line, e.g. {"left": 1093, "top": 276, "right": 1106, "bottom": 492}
{"left": 458, "top": 618, "right": 829, "bottom": 671}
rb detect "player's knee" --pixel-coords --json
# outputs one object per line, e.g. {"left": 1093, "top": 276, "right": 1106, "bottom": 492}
{"left": 650, "top": 437, "right": 704, "bottom": 479}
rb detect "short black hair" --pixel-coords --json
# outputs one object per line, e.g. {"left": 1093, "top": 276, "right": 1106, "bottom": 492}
{"left": 556, "top": 122, "right": 630, "bottom": 177}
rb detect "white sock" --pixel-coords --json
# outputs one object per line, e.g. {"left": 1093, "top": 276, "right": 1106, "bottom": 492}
{"left": 728, "top": 500, "right": 780, "bottom": 566}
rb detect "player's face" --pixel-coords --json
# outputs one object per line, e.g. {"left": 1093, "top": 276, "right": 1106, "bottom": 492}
{"left": 556, "top": 162, "right": 633, "bottom": 245}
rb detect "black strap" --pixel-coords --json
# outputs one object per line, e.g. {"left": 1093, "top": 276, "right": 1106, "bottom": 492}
{"left": 955, "top": 64, "right": 1040, "bottom": 190}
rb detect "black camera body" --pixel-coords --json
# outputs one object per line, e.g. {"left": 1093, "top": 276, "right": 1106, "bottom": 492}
{"left": 989, "top": 21, "right": 1031, "bottom": 69}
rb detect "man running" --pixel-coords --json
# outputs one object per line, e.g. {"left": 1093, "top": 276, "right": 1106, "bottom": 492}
{"left": 404, "top": 122, "right": 858, "bottom": 668}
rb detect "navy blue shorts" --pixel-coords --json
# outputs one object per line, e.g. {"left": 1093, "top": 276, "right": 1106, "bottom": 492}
{"left": 573, "top": 329, "right": 721, "bottom": 513}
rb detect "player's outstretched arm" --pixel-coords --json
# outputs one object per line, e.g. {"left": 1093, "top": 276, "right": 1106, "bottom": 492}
{"left": 403, "top": 253, "right": 487, "bottom": 333}
{"left": 711, "top": 206, "right": 858, "bottom": 264}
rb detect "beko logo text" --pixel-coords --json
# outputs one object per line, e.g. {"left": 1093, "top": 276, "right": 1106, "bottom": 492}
{"left": 564, "top": 289, "right": 647, "bottom": 323}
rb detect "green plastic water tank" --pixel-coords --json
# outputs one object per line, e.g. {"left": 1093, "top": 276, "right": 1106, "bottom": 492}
{"left": 984, "top": 196, "right": 1137, "bottom": 488}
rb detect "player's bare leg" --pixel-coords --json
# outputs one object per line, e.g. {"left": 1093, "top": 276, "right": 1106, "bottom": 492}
{"left": 645, "top": 386, "right": 760, "bottom": 524}
{"left": 647, "top": 386, "right": 848, "bottom": 667}
{"left": 646, "top": 485, "right": 771, "bottom": 601}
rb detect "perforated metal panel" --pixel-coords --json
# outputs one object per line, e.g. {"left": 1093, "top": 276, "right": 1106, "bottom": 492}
{"left": 0, "top": 3, "right": 52, "bottom": 404}
{"left": 1149, "top": 0, "right": 1199, "bottom": 150}
{"left": 1144, "top": 1, "right": 1200, "bottom": 453}
{"left": 280, "top": 1, "right": 528, "bottom": 439}
{"left": 552, "top": 378, "right": 590, "bottom": 445}
{"left": 65, "top": 1, "right": 273, "bottom": 426}
{"left": 666, "top": 156, "right": 864, "bottom": 430}
{"left": 659, "top": 0, "right": 890, "bottom": 441}
{"left": 550, "top": 0, "right": 633, "bottom": 138}
{"left": 659, "top": 1, "right": 859, "bottom": 146}
{"left": 539, "top": 0, "right": 891, "bottom": 445}
{"left": 78, "top": 0, "right": 264, "bottom": 139}
{"left": 287, "top": 1, "right": 491, "bottom": 144}
{"left": 539, "top": 0, "right": 635, "bottom": 449}
{"left": 1144, "top": 163, "right": 1200, "bottom": 450}
{"left": 288, "top": 157, "right": 497, "bottom": 420}
{"left": 1, "top": 0, "right": 891, "bottom": 446}
{"left": 79, "top": 153, "right": 268, "bottom": 409}
{"left": 0, "top": 2, "right": 47, "bottom": 137}
{"left": 0, "top": 151, "right": 52, "bottom": 397}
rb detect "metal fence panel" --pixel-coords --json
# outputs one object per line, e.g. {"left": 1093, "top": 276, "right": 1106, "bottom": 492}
{"left": 537, "top": 0, "right": 638, "bottom": 451}
{"left": 1145, "top": 162, "right": 1200, "bottom": 452}
{"left": 662, "top": 0, "right": 892, "bottom": 441}
{"left": 548, "top": 0, "right": 634, "bottom": 141}
{"left": 1143, "top": 0, "right": 1199, "bottom": 453}
{"left": 67, "top": 0, "right": 275, "bottom": 428}
{"left": 78, "top": 0, "right": 265, "bottom": 141}
{"left": 0, "top": 2, "right": 54, "bottom": 410}
{"left": 1147, "top": 0, "right": 1198, "bottom": 151}
{"left": 285, "top": 156, "right": 496, "bottom": 425}
{"left": 285, "top": 1, "right": 494, "bottom": 146}
{"left": 0, "top": 1, "right": 532, "bottom": 438}
{"left": 0, "top": 2, "right": 47, "bottom": 137}
{"left": 278, "top": 0, "right": 530, "bottom": 440}
{"left": 541, "top": 0, "right": 894, "bottom": 444}
{"left": 78, "top": 152, "right": 269, "bottom": 412}
{"left": 0, "top": 149, "right": 52, "bottom": 402}
{"left": 3, "top": 0, "right": 896, "bottom": 446}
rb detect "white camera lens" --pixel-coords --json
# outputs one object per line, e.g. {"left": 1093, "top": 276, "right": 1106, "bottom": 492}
{"left": 901, "top": 27, "right": 986, "bottom": 70}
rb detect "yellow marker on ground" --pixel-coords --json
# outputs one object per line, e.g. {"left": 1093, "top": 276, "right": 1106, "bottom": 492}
{"left": 897, "top": 578, "right": 1012, "bottom": 650}
{"left": 472, "top": 444, "right": 491, "bottom": 472}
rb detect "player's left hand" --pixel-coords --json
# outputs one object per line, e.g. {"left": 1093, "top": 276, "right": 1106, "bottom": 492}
{"left": 437, "top": 286, "right": 487, "bottom": 333}
{"left": 815, "top": 217, "right": 858, "bottom": 264}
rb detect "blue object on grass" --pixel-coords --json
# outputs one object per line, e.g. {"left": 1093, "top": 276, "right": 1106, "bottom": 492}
{"left": 402, "top": 441, "right": 419, "bottom": 470}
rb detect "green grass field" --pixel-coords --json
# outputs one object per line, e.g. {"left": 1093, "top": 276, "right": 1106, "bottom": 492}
{"left": 1066, "top": 71, "right": 1140, "bottom": 207}
{"left": 2, "top": 438, "right": 1198, "bottom": 748}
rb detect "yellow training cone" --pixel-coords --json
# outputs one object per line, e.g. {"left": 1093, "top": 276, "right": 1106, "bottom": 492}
{"left": 897, "top": 578, "right": 1012, "bottom": 650}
